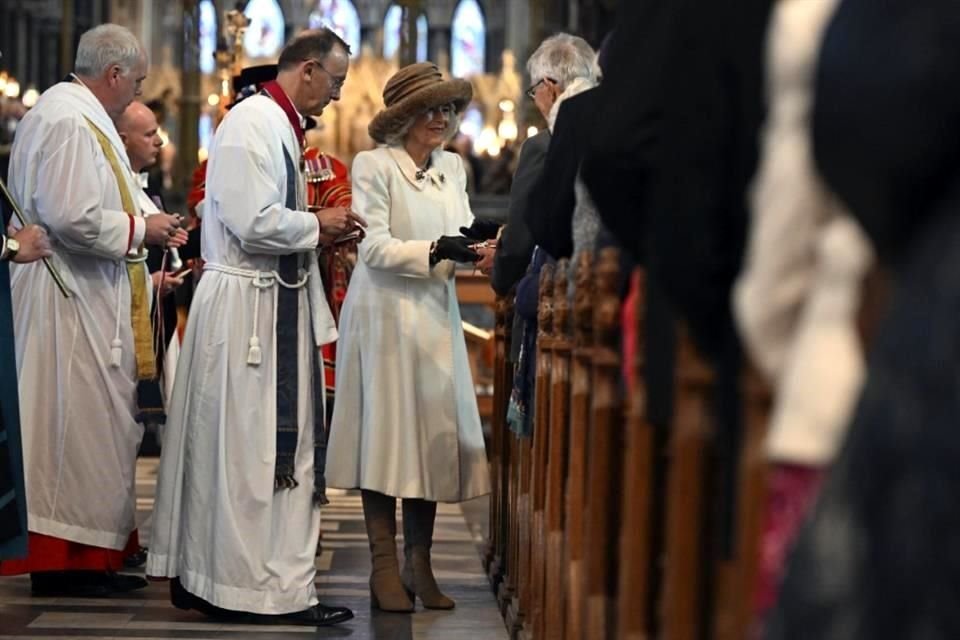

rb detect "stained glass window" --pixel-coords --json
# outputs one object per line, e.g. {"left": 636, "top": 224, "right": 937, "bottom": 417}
{"left": 451, "top": 0, "right": 485, "bottom": 78}
{"left": 308, "top": 0, "right": 361, "bottom": 58}
{"left": 199, "top": 0, "right": 217, "bottom": 75}
{"left": 243, "top": 0, "right": 286, "bottom": 60}
{"left": 383, "top": 5, "right": 428, "bottom": 63}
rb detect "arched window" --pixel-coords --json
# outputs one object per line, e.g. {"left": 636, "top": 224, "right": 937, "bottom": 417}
{"left": 243, "top": 0, "right": 286, "bottom": 60}
{"left": 199, "top": 0, "right": 217, "bottom": 74}
{"left": 383, "top": 4, "right": 428, "bottom": 63}
{"left": 308, "top": 0, "right": 362, "bottom": 57}
{"left": 451, "top": 0, "right": 485, "bottom": 78}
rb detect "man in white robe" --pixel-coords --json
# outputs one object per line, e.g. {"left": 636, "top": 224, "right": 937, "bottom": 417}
{"left": 118, "top": 100, "right": 192, "bottom": 463}
{"left": 0, "top": 24, "right": 185, "bottom": 597}
{"left": 147, "top": 29, "right": 364, "bottom": 626}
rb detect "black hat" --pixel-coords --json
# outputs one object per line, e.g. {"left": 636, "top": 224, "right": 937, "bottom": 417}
{"left": 232, "top": 64, "right": 278, "bottom": 94}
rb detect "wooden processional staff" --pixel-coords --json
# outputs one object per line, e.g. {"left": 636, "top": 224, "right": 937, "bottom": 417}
{"left": 0, "top": 175, "right": 70, "bottom": 298}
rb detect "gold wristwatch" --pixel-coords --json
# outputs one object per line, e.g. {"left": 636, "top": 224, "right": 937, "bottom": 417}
{"left": 2, "top": 237, "right": 19, "bottom": 261}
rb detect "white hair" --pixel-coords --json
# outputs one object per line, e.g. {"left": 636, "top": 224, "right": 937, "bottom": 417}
{"left": 384, "top": 110, "right": 462, "bottom": 147}
{"left": 75, "top": 24, "right": 145, "bottom": 77}
{"left": 527, "top": 33, "right": 599, "bottom": 90}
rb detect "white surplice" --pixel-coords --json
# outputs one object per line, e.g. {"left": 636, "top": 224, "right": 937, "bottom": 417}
{"left": 146, "top": 94, "right": 337, "bottom": 615}
{"left": 7, "top": 82, "right": 149, "bottom": 551}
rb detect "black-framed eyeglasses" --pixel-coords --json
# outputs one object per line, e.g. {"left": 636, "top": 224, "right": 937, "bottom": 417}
{"left": 525, "top": 77, "right": 556, "bottom": 99}
{"left": 305, "top": 58, "right": 346, "bottom": 91}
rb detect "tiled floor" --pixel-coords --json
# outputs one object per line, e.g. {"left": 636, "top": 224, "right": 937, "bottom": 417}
{"left": 0, "top": 459, "right": 508, "bottom": 640}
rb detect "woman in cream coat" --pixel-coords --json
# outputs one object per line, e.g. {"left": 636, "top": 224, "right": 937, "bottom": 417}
{"left": 326, "top": 62, "right": 490, "bottom": 613}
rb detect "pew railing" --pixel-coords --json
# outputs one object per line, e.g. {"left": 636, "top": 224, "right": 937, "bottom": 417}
{"left": 544, "top": 259, "right": 572, "bottom": 640}
{"left": 616, "top": 268, "right": 655, "bottom": 640}
{"left": 524, "top": 262, "right": 556, "bottom": 640}
{"left": 565, "top": 250, "right": 595, "bottom": 640}
{"left": 584, "top": 247, "right": 625, "bottom": 640}
{"left": 660, "top": 324, "right": 716, "bottom": 640}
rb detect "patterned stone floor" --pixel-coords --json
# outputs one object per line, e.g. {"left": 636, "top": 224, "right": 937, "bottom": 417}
{"left": 0, "top": 459, "right": 508, "bottom": 640}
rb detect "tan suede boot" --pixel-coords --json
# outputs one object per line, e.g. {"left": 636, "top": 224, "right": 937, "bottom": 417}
{"left": 361, "top": 490, "right": 414, "bottom": 612}
{"left": 401, "top": 498, "right": 455, "bottom": 610}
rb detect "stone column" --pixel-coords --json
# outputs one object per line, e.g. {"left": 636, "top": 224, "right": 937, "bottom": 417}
{"left": 397, "top": 0, "right": 423, "bottom": 67}
{"left": 175, "top": 0, "right": 202, "bottom": 201}
{"left": 60, "top": 0, "right": 75, "bottom": 79}
{"left": 506, "top": 0, "right": 530, "bottom": 65}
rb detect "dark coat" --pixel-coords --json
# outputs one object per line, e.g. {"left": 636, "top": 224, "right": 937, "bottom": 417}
{"left": 769, "top": 1, "right": 960, "bottom": 637}
{"left": 525, "top": 89, "right": 600, "bottom": 261}
{"left": 137, "top": 185, "right": 202, "bottom": 420}
{"left": 491, "top": 130, "right": 550, "bottom": 297}
{"left": 0, "top": 201, "right": 27, "bottom": 559}
{"left": 582, "top": 0, "right": 771, "bottom": 420}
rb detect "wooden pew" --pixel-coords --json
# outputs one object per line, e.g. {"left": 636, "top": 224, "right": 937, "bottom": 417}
{"left": 490, "top": 295, "right": 517, "bottom": 606}
{"left": 544, "top": 259, "right": 572, "bottom": 640}
{"left": 509, "top": 263, "right": 556, "bottom": 639}
{"left": 660, "top": 324, "right": 716, "bottom": 640}
{"left": 709, "top": 363, "right": 771, "bottom": 640}
{"left": 486, "top": 297, "right": 504, "bottom": 577}
{"left": 565, "top": 250, "right": 595, "bottom": 640}
{"left": 616, "top": 268, "right": 655, "bottom": 640}
{"left": 584, "top": 248, "right": 625, "bottom": 640}
{"left": 524, "top": 262, "right": 556, "bottom": 640}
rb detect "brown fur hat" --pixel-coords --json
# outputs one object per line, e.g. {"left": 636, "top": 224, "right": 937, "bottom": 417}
{"left": 368, "top": 62, "right": 473, "bottom": 143}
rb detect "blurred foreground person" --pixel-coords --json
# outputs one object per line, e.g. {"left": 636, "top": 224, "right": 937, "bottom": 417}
{"left": 733, "top": 0, "right": 873, "bottom": 621}
{"left": 768, "top": 0, "right": 960, "bottom": 637}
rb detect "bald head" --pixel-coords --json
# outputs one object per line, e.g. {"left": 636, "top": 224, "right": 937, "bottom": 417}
{"left": 118, "top": 101, "right": 163, "bottom": 172}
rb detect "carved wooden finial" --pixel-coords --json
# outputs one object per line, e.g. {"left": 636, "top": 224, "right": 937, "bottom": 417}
{"left": 553, "top": 258, "right": 570, "bottom": 340}
{"left": 594, "top": 248, "right": 621, "bottom": 347}
{"left": 538, "top": 262, "right": 556, "bottom": 337}
{"left": 573, "top": 250, "right": 594, "bottom": 346}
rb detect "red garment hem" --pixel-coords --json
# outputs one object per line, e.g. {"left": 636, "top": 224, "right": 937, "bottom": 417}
{"left": 0, "top": 530, "right": 139, "bottom": 575}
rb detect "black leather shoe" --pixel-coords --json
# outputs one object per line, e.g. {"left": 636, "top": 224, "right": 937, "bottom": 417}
{"left": 251, "top": 603, "right": 355, "bottom": 627}
{"left": 106, "top": 572, "right": 148, "bottom": 592}
{"left": 169, "top": 578, "right": 248, "bottom": 621}
{"left": 30, "top": 571, "right": 111, "bottom": 598}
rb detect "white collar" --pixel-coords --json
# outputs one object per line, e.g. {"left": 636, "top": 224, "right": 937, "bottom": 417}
{"left": 386, "top": 146, "right": 447, "bottom": 190}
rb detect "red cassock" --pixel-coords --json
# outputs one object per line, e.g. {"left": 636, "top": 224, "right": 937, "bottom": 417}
{"left": 304, "top": 148, "right": 356, "bottom": 402}
{"left": 0, "top": 529, "right": 141, "bottom": 574}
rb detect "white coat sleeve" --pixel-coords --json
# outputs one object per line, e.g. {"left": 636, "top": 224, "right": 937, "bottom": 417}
{"left": 34, "top": 119, "right": 136, "bottom": 259}
{"left": 208, "top": 142, "right": 320, "bottom": 255}
{"left": 455, "top": 154, "right": 475, "bottom": 228}
{"left": 353, "top": 153, "right": 433, "bottom": 278}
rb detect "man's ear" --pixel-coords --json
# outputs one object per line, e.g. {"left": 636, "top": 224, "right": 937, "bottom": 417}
{"left": 118, "top": 131, "right": 129, "bottom": 145}
{"left": 105, "top": 64, "right": 123, "bottom": 87}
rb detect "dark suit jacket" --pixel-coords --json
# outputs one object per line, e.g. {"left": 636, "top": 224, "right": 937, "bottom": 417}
{"left": 491, "top": 130, "right": 550, "bottom": 296}
{"left": 525, "top": 89, "right": 600, "bottom": 261}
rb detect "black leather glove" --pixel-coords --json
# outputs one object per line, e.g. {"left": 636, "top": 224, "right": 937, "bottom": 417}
{"left": 431, "top": 235, "right": 480, "bottom": 265}
{"left": 459, "top": 218, "right": 501, "bottom": 241}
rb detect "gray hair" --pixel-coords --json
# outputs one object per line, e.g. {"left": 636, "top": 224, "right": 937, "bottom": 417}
{"left": 384, "top": 110, "right": 462, "bottom": 147}
{"left": 75, "top": 24, "right": 145, "bottom": 77}
{"left": 527, "top": 33, "right": 599, "bottom": 90}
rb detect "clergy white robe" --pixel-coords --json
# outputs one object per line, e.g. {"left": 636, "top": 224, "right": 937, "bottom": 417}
{"left": 146, "top": 94, "right": 337, "bottom": 615}
{"left": 325, "top": 146, "right": 491, "bottom": 502}
{"left": 7, "top": 82, "right": 149, "bottom": 551}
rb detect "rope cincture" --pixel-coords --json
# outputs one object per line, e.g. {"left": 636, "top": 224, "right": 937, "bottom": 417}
{"left": 202, "top": 263, "right": 310, "bottom": 366}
